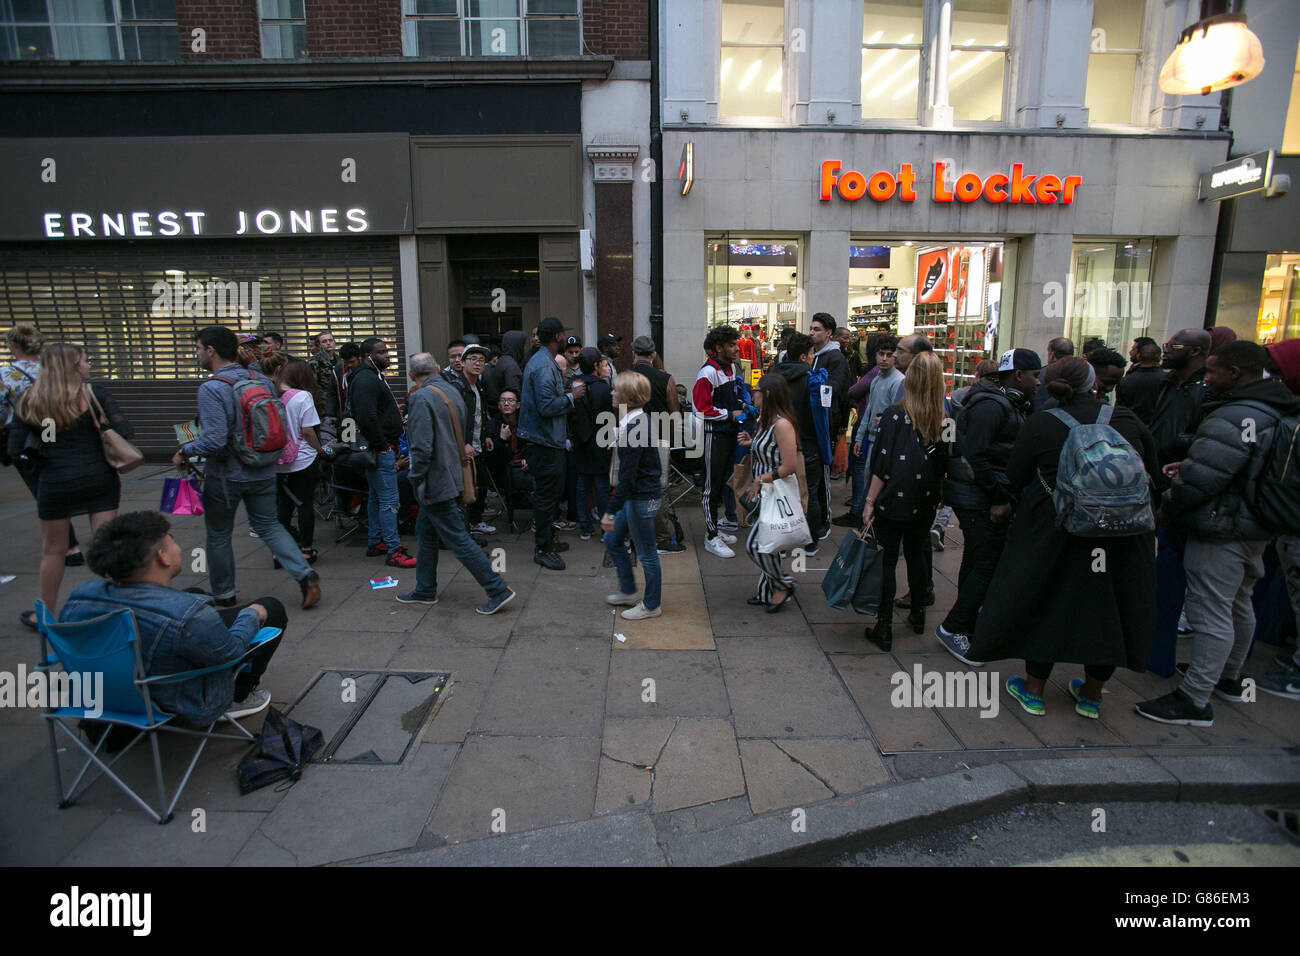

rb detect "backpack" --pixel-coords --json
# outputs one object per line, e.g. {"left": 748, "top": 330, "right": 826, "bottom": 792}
{"left": 274, "top": 387, "right": 305, "bottom": 466}
{"left": 1039, "top": 405, "right": 1154, "bottom": 537}
{"left": 1232, "top": 400, "right": 1300, "bottom": 535}
{"left": 212, "top": 369, "right": 289, "bottom": 467}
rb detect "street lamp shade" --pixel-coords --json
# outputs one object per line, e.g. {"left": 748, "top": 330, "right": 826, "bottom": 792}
{"left": 1158, "top": 13, "right": 1264, "bottom": 96}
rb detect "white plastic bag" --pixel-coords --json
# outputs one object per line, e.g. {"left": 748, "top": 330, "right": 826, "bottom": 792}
{"left": 753, "top": 474, "right": 810, "bottom": 554}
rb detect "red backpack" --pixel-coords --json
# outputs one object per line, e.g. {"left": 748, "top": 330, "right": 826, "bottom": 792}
{"left": 212, "top": 369, "right": 289, "bottom": 467}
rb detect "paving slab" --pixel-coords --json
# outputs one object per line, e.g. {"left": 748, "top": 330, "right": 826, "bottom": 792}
{"left": 601, "top": 716, "right": 676, "bottom": 766}
{"left": 386, "top": 644, "right": 503, "bottom": 685}
{"left": 774, "top": 738, "right": 892, "bottom": 795}
{"left": 594, "top": 756, "right": 654, "bottom": 812}
{"left": 612, "top": 583, "right": 715, "bottom": 649}
{"left": 703, "top": 575, "right": 815, "bottom": 637}
{"left": 234, "top": 743, "right": 458, "bottom": 866}
{"left": 471, "top": 636, "right": 609, "bottom": 736}
{"left": 605, "top": 651, "right": 729, "bottom": 717}
{"left": 892, "top": 652, "right": 1042, "bottom": 750}
{"left": 652, "top": 718, "right": 745, "bottom": 812}
{"left": 0, "top": 747, "right": 115, "bottom": 865}
{"left": 59, "top": 809, "right": 266, "bottom": 867}
{"left": 739, "top": 739, "right": 832, "bottom": 814}
{"left": 511, "top": 577, "right": 621, "bottom": 637}
{"left": 719, "top": 636, "right": 867, "bottom": 739}
{"left": 812, "top": 621, "right": 875, "bottom": 654}
{"left": 833, "top": 654, "right": 961, "bottom": 752}
{"left": 424, "top": 735, "right": 600, "bottom": 844}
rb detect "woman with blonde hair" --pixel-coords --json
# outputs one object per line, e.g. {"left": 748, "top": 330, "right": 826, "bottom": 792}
{"left": 601, "top": 370, "right": 663, "bottom": 619}
{"left": 861, "top": 350, "right": 949, "bottom": 649}
{"left": 7, "top": 343, "right": 133, "bottom": 628}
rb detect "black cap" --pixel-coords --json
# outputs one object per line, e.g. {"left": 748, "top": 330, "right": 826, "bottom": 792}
{"left": 598, "top": 332, "right": 622, "bottom": 346}
{"left": 997, "top": 348, "right": 1043, "bottom": 372}
{"left": 537, "top": 316, "right": 565, "bottom": 338}
{"left": 564, "top": 335, "right": 581, "bottom": 348}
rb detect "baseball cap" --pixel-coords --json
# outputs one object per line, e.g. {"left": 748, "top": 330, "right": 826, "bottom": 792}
{"left": 997, "top": 348, "right": 1043, "bottom": 372}
{"left": 462, "top": 344, "right": 490, "bottom": 360}
{"left": 238, "top": 333, "right": 260, "bottom": 345}
{"left": 598, "top": 332, "right": 622, "bottom": 346}
{"left": 564, "top": 335, "right": 582, "bottom": 349}
{"left": 630, "top": 335, "right": 656, "bottom": 355}
{"left": 537, "top": 316, "right": 565, "bottom": 339}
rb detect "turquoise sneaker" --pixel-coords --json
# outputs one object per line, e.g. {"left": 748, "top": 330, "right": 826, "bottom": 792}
{"left": 1068, "top": 678, "right": 1101, "bottom": 719}
{"left": 1005, "top": 675, "right": 1045, "bottom": 716}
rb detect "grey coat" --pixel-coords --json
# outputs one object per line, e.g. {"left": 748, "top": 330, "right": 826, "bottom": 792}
{"left": 407, "top": 379, "right": 471, "bottom": 507}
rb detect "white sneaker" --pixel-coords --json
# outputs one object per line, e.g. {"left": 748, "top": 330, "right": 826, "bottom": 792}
{"left": 249, "top": 530, "right": 260, "bottom": 538}
{"left": 606, "top": 592, "right": 639, "bottom": 607}
{"left": 223, "top": 688, "right": 271, "bottom": 721}
{"left": 705, "top": 536, "right": 735, "bottom": 559}
{"left": 718, "top": 532, "right": 738, "bottom": 544}
{"left": 622, "top": 602, "right": 662, "bottom": 620}
{"left": 470, "top": 522, "right": 497, "bottom": 535}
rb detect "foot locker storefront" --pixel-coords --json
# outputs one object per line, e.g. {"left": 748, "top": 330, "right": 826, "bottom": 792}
{"left": 0, "top": 135, "right": 413, "bottom": 457}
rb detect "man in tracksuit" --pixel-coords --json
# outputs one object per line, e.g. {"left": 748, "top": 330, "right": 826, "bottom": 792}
{"left": 693, "top": 326, "right": 745, "bottom": 558}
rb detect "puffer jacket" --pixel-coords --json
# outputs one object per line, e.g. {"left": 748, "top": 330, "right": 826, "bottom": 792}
{"left": 1159, "top": 377, "right": 1300, "bottom": 540}
{"left": 1148, "top": 366, "right": 1208, "bottom": 479}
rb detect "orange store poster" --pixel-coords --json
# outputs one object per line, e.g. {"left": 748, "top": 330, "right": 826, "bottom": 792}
{"left": 917, "top": 249, "right": 949, "bottom": 304}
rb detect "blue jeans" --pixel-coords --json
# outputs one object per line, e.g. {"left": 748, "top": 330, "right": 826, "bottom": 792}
{"left": 202, "top": 477, "right": 312, "bottom": 600}
{"left": 849, "top": 438, "right": 872, "bottom": 511}
{"left": 604, "top": 498, "right": 661, "bottom": 610}
{"left": 365, "top": 448, "right": 400, "bottom": 550}
{"left": 576, "top": 473, "right": 610, "bottom": 534}
{"left": 1150, "top": 524, "right": 1186, "bottom": 677}
{"left": 412, "top": 498, "right": 509, "bottom": 599}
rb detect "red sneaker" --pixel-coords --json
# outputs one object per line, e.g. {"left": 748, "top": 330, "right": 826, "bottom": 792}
{"left": 386, "top": 546, "right": 417, "bottom": 568}
{"left": 366, "top": 543, "right": 390, "bottom": 557}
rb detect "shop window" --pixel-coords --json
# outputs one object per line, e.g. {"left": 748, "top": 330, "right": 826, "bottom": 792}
{"left": 402, "top": 0, "right": 580, "bottom": 57}
{"left": 1283, "top": 38, "right": 1300, "bottom": 154}
{"left": 848, "top": 238, "right": 1008, "bottom": 387}
{"left": 1085, "top": 0, "right": 1144, "bottom": 126}
{"left": 259, "top": 0, "right": 307, "bottom": 59}
{"left": 1257, "top": 253, "right": 1300, "bottom": 345}
{"left": 720, "top": 0, "right": 785, "bottom": 120}
{"left": 1, "top": 0, "right": 178, "bottom": 61}
{"left": 861, "top": 0, "right": 924, "bottom": 120}
{"left": 706, "top": 236, "right": 802, "bottom": 375}
{"left": 1064, "top": 239, "right": 1156, "bottom": 351}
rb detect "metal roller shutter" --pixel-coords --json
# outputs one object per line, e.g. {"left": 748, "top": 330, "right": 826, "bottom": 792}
{"left": 0, "top": 238, "right": 405, "bottom": 458}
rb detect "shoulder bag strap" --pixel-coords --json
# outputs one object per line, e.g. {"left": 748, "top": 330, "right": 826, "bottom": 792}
{"left": 84, "top": 383, "right": 108, "bottom": 430}
{"left": 1045, "top": 408, "right": 1079, "bottom": 429}
{"left": 427, "top": 384, "right": 469, "bottom": 458}
{"left": 4, "top": 365, "right": 36, "bottom": 385}
{"left": 1096, "top": 403, "right": 1114, "bottom": 426}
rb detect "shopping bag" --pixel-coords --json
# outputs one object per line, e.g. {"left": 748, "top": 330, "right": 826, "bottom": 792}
{"left": 831, "top": 434, "right": 849, "bottom": 476}
{"left": 752, "top": 474, "right": 810, "bottom": 554}
{"left": 822, "top": 525, "right": 884, "bottom": 615}
{"left": 160, "top": 476, "right": 205, "bottom": 516}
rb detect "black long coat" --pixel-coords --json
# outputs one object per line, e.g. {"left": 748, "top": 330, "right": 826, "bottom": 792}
{"left": 969, "top": 396, "right": 1158, "bottom": 670}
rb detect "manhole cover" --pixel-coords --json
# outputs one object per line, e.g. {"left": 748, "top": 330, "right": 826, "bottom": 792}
{"left": 284, "top": 670, "right": 449, "bottom": 766}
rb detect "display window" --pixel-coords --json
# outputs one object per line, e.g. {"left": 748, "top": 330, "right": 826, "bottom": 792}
{"left": 1256, "top": 253, "right": 1300, "bottom": 344}
{"left": 706, "top": 236, "right": 803, "bottom": 377}
{"left": 1064, "top": 239, "right": 1155, "bottom": 351}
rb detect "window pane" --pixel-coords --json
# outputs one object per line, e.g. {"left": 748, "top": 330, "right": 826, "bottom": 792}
{"left": 1066, "top": 240, "right": 1156, "bottom": 346}
{"left": 468, "top": 18, "right": 520, "bottom": 54}
{"left": 416, "top": 19, "right": 461, "bottom": 55}
{"left": 720, "top": 45, "right": 782, "bottom": 118}
{"left": 1085, "top": 53, "right": 1137, "bottom": 125}
{"left": 862, "top": 0, "right": 922, "bottom": 45}
{"left": 2, "top": 25, "right": 55, "bottom": 58}
{"left": 48, "top": 0, "right": 114, "bottom": 23}
{"left": 53, "top": 24, "right": 118, "bottom": 58}
{"left": 259, "top": 0, "right": 304, "bottom": 19}
{"left": 529, "top": 0, "right": 577, "bottom": 13}
{"left": 121, "top": 0, "right": 177, "bottom": 20}
{"left": 469, "top": 0, "right": 520, "bottom": 16}
{"left": 1283, "top": 39, "right": 1300, "bottom": 153}
{"left": 528, "top": 18, "right": 578, "bottom": 55}
{"left": 1256, "top": 253, "right": 1300, "bottom": 344}
{"left": 950, "top": 49, "right": 1003, "bottom": 122}
{"left": 721, "top": 0, "right": 783, "bottom": 45}
{"left": 408, "top": 0, "right": 458, "bottom": 13}
{"left": 1091, "top": 0, "right": 1142, "bottom": 51}
{"left": 952, "top": 0, "right": 1008, "bottom": 47}
{"left": 262, "top": 23, "right": 307, "bottom": 57}
{"left": 3, "top": 0, "right": 51, "bottom": 22}
{"left": 706, "top": 238, "right": 803, "bottom": 345}
{"left": 861, "top": 47, "right": 921, "bottom": 118}
{"left": 123, "top": 24, "right": 177, "bottom": 59}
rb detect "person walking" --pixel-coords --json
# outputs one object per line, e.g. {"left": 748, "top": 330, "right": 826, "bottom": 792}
{"left": 740, "top": 372, "right": 801, "bottom": 613}
{"left": 573, "top": 347, "right": 613, "bottom": 540}
{"left": 174, "top": 327, "right": 323, "bottom": 610}
{"left": 629, "top": 336, "right": 684, "bottom": 555}
{"left": 693, "top": 326, "right": 745, "bottom": 558}
{"left": 9, "top": 343, "right": 129, "bottom": 630}
{"left": 602, "top": 371, "right": 663, "bottom": 620}
{"left": 273, "top": 358, "right": 324, "bottom": 567}
{"left": 970, "top": 358, "right": 1159, "bottom": 719}
{"left": 860, "top": 350, "right": 949, "bottom": 650}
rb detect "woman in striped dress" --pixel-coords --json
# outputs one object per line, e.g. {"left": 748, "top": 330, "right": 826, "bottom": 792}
{"left": 739, "top": 373, "right": 801, "bottom": 613}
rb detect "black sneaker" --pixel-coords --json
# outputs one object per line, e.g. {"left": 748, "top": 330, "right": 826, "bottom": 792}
{"left": 831, "top": 512, "right": 862, "bottom": 528}
{"left": 1174, "top": 663, "right": 1247, "bottom": 702}
{"left": 213, "top": 595, "right": 238, "bottom": 609}
{"left": 534, "top": 551, "right": 566, "bottom": 571}
{"left": 1135, "top": 688, "right": 1214, "bottom": 727}
{"left": 657, "top": 540, "right": 687, "bottom": 554}
{"left": 895, "top": 590, "right": 935, "bottom": 609}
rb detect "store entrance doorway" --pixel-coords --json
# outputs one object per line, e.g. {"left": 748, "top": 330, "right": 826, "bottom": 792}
{"left": 448, "top": 234, "right": 540, "bottom": 351}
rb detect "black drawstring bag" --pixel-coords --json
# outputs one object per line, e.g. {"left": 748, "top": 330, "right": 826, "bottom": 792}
{"left": 237, "top": 707, "right": 325, "bottom": 795}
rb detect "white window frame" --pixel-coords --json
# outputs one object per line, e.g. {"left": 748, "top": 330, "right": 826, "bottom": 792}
{"left": 258, "top": 0, "right": 308, "bottom": 60}
{"left": 860, "top": 6, "right": 926, "bottom": 126}
{"left": 1, "top": 0, "right": 179, "bottom": 61}
{"left": 1084, "top": 0, "right": 1148, "bottom": 128}
{"left": 401, "top": 0, "right": 583, "bottom": 58}
{"left": 717, "top": 0, "right": 789, "bottom": 126}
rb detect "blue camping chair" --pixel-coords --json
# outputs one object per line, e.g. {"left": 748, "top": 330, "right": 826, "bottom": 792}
{"left": 34, "top": 601, "right": 282, "bottom": 825}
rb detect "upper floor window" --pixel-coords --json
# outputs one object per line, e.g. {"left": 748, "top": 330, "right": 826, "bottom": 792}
{"left": 402, "top": 0, "right": 581, "bottom": 57}
{"left": 947, "top": 0, "right": 1009, "bottom": 123}
{"left": 1285, "top": 38, "right": 1300, "bottom": 153}
{"left": 1, "top": 0, "right": 178, "bottom": 61}
{"left": 720, "top": 0, "right": 784, "bottom": 120}
{"left": 861, "top": 0, "right": 924, "bottom": 120}
{"left": 1086, "top": 0, "right": 1143, "bottom": 125}
{"left": 260, "top": 0, "right": 307, "bottom": 59}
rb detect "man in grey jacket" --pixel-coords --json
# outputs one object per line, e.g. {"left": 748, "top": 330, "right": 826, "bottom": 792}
{"left": 397, "top": 367, "right": 515, "bottom": 615}
{"left": 1137, "top": 341, "right": 1300, "bottom": 727}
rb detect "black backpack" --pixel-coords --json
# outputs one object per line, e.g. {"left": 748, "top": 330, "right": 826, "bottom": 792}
{"left": 1233, "top": 400, "right": 1300, "bottom": 535}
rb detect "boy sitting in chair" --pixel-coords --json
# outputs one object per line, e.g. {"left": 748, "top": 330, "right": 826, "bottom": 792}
{"left": 61, "top": 511, "right": 286, "bottom": 726}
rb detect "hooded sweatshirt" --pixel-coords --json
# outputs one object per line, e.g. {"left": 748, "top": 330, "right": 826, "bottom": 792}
{"left": 490, "top": 330, "right": 526, "bottom": 398}
{"left": 772, "top": 360, "right": 831, "bottom": 460}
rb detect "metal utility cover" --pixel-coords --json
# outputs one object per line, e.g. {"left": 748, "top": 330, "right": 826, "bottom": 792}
{"left": 285, "top": 670, "right": 449, "bottom": 766}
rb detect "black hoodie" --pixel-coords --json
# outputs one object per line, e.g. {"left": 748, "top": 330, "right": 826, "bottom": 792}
{"left": 488, "top": 330, "right": 526, "bottom": 399}
{"left": 772, "top": 360, "right": 816, "bottom": 446}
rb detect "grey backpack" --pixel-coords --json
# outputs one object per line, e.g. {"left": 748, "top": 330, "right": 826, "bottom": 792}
{"left": 1039, "top": 405, "right": 1154, "bottom": 537}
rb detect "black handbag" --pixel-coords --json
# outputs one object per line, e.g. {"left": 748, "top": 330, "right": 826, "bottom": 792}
{"left": 237, "top": 707, "right": 325, "bottom": 795}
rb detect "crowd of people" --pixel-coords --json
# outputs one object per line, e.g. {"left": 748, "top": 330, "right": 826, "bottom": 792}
{"left": 3, "top": 310, "right": 1298, "bottom": 730}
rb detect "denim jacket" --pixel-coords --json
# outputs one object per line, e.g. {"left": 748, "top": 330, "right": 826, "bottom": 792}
{"left": 517, "top": 347, "right": 573, "bottom": 449}
{"left": 60, "top": 580, "right": 261, "bottom": 726}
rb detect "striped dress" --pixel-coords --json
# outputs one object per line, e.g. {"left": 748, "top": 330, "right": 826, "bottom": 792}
{"left": 745, "top": 421, "right": 797, "bottom": 601}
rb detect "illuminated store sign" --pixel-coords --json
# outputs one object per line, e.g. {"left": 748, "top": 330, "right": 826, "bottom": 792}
{"left": 41, "top": 207, "right": 371, "bottom": 239}
{"left": 819, "top": 161, "right": 1082, "bottom": 205}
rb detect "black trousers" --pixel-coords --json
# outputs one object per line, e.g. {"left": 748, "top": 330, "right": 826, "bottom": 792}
{"left": 875, "top": 511, "right": 935, "bottom": 625}
{"left": 276, "top": 458, "right": 320, "bottom": 549}
{"left": 528, "top": 443, "right": 566, "bottom": 553}
{"left": 803, "top": 451, "right": 827, "bottom": 546}
{"left": 1026, "top": 660, "right": 1116, "bottom": 684}
{"left": 941, "top": 506, "right": 1009, "bottom": 635}
{"left": 216, "top": 596, "right": 287, "bottom": 700}
{"left": 701, "top": 426, "right": 737, "bottom": 539}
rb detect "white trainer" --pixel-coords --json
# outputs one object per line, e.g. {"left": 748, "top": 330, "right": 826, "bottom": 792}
{"left": 606, "top": 592, "right": 639, "bottom": 607}
{"left": 622, "top": 602, "right": 662, "bottom": 620}
{"left": 705, "top": 536, "right": 736, "bottom": 559}
{"left": 223, "top": 688, "right": 271, "bottom": 721}
{"left": 718, "top": 532, "right": 738, "bottom": 544}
